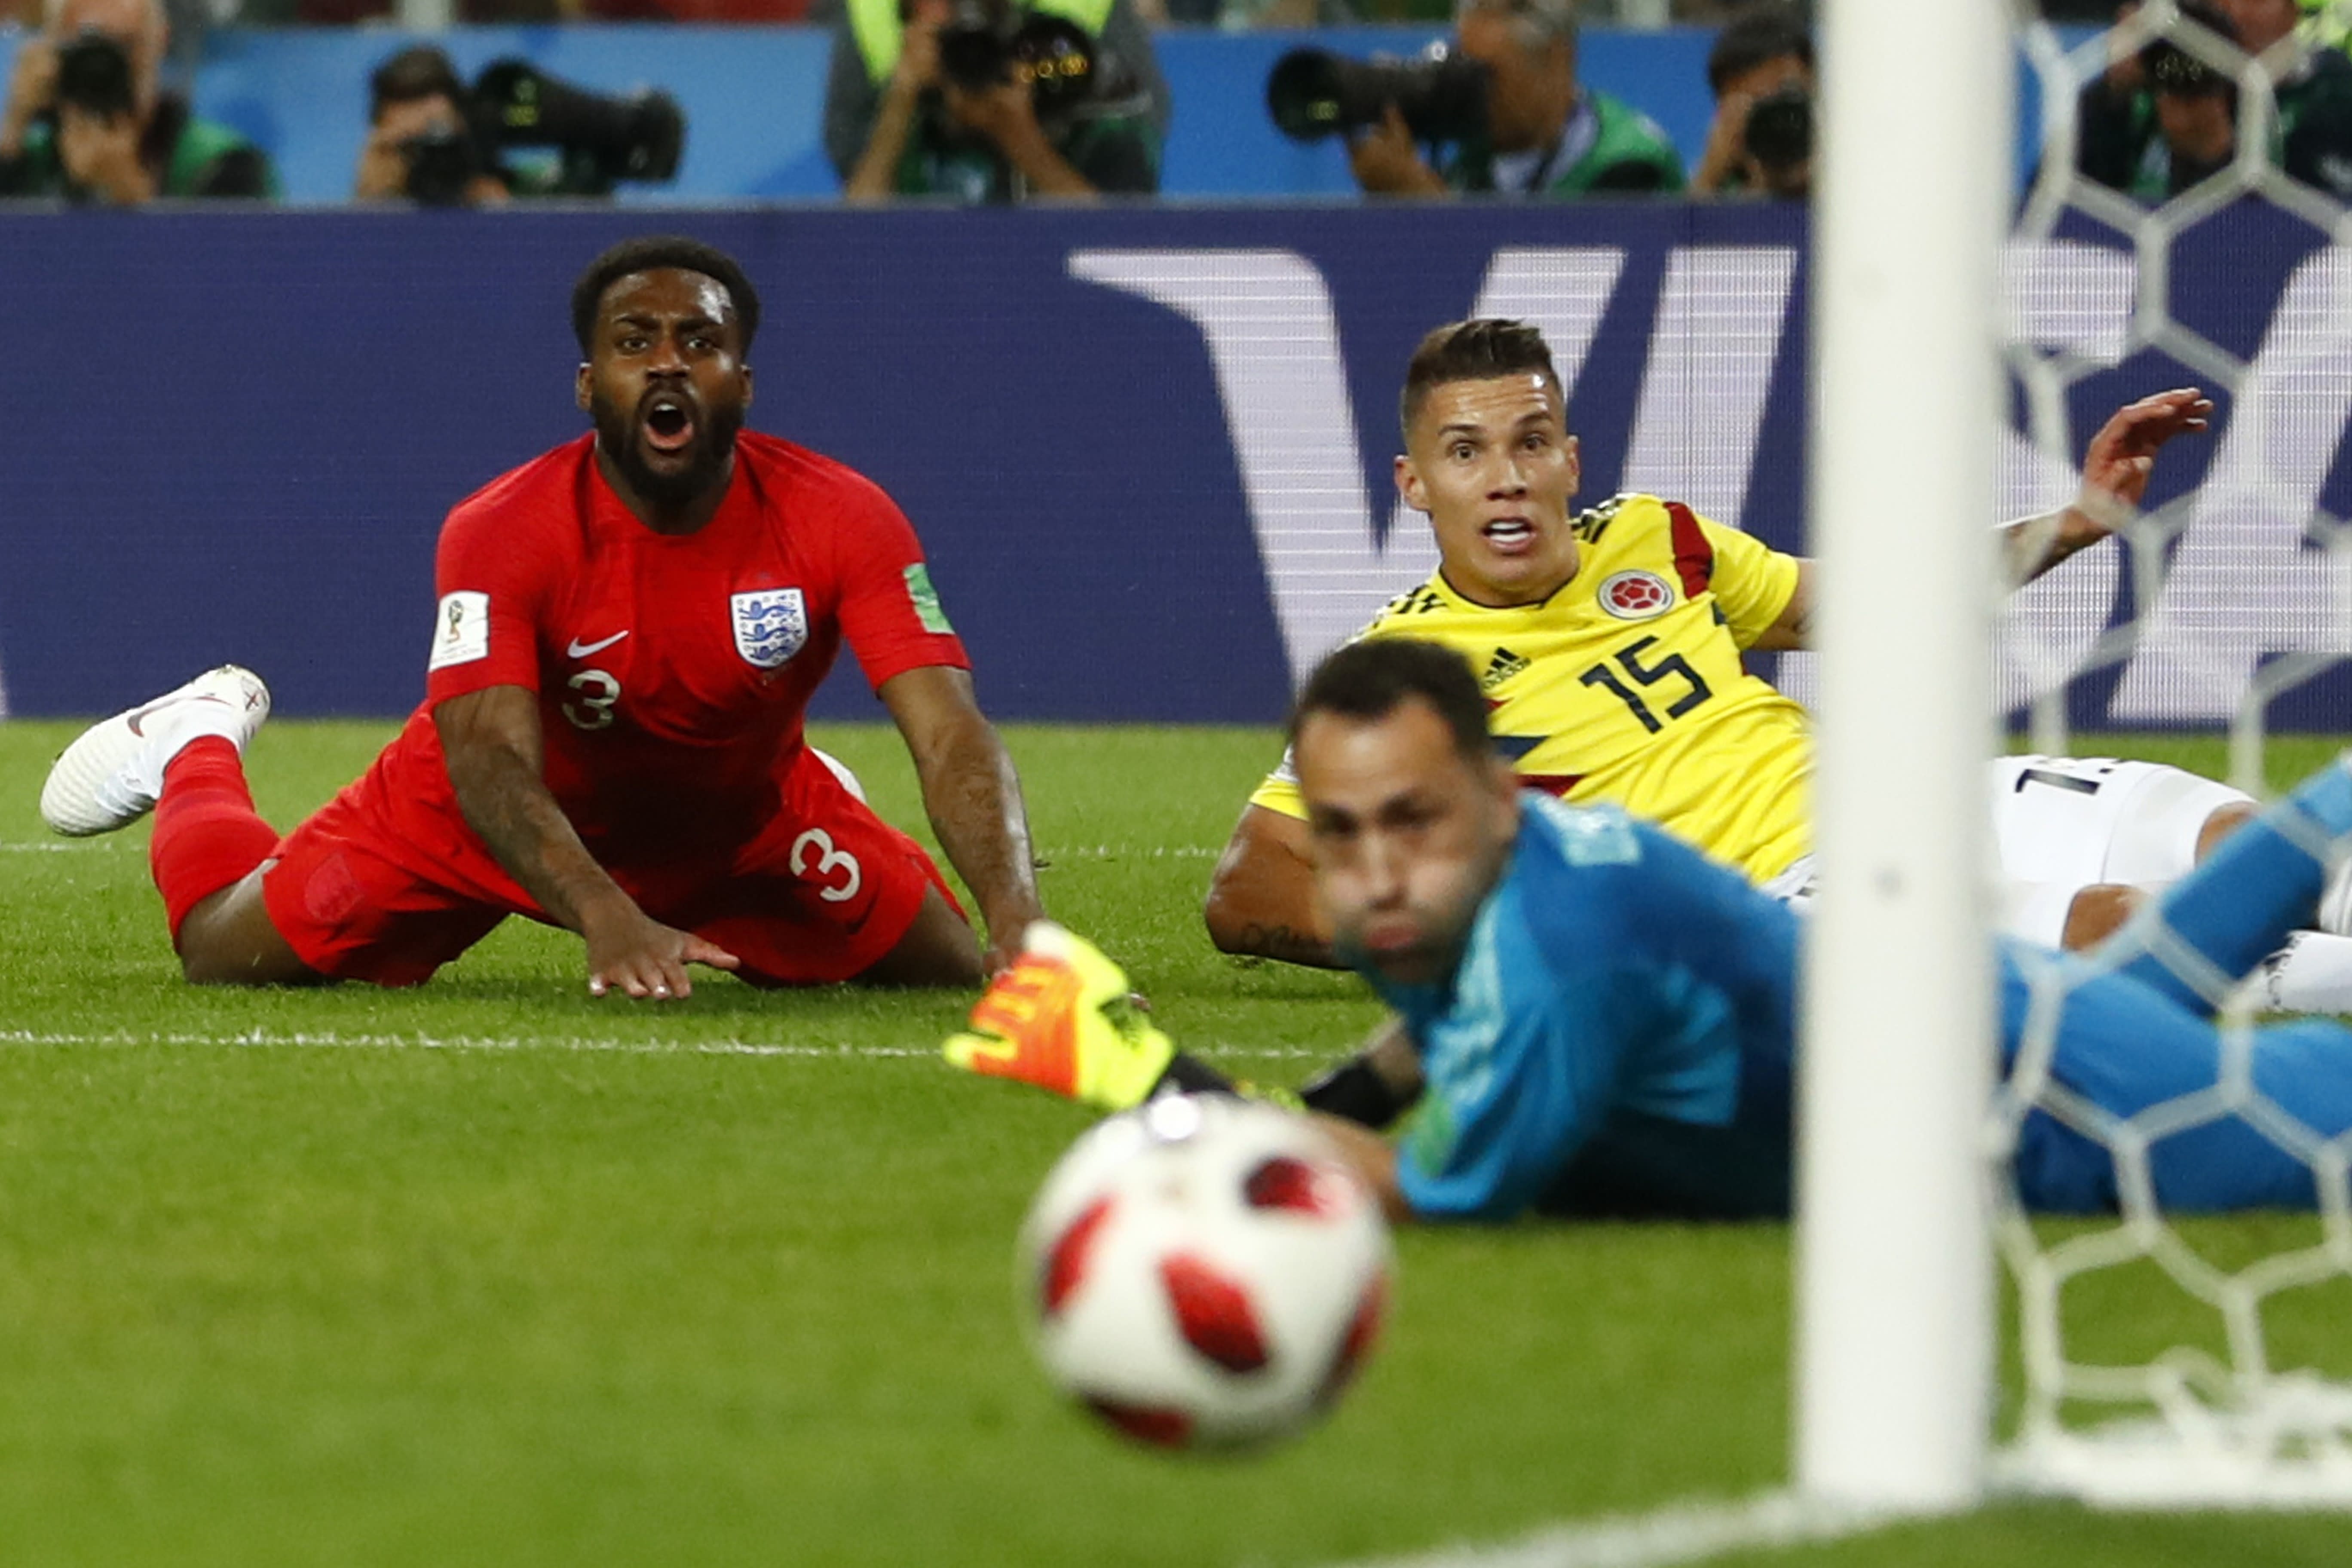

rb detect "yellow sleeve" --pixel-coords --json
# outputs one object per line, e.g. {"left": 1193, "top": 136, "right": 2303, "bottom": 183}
{"left": 1245, "top": 748, "right": 1308, "bottom": 820}
{"left": 1241, "top": 584, "right": 1429, "bottom": 822}
{"left": 1700, "top": 512, "right": 1801, "bottom": 649}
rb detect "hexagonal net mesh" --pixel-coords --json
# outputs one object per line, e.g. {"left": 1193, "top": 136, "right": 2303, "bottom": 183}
{"left": 1992, "top": 0, "right": 2352, "bottom": 1504}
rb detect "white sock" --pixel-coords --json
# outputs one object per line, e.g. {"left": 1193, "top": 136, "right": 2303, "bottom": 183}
{"left": 117, "top": 695, "right": 249, "bottom": 804}
{"left": 2259, "top": 931, "right": 2352, "bottom": 1014}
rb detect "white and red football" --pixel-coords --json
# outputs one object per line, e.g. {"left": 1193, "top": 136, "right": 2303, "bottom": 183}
{"left": 1016, "top": 1093, "right": 1393, "bottom": 1452}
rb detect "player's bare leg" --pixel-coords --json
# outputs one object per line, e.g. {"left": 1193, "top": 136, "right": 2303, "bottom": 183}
{"left": 2060, "top": 883, "right": 2143, "bottom": 949}
{"left": 2060, "top": 799, "right": 2265, "bottom": 950}
{"left": 856, "top": 884, "right": 985, "bottom": 986}
{"left": 174, "top": 868, "right": 322, "bottom": 987}
{"left": 2196, "top": 799, "right": 2260, "bottom": 860}
{"left": 2187, "top": 798, "right": 2352, "bottom": 1013}
{"left": 2056, "top": 798, "right": 2352, "bottom": 1011}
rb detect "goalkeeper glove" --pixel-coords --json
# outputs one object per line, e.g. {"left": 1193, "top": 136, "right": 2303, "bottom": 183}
{"left": 943, "top": 922, "right": 1177, "bottom": 1112}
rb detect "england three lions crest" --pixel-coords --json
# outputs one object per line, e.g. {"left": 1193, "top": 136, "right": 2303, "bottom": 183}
{"left": 731, "top": 588, "right": 808, "bottom": 669}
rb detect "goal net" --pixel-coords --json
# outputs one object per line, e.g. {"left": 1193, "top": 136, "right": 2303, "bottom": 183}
{"left": 1984, "top": 0, "right": 2352, "bottom": 1508}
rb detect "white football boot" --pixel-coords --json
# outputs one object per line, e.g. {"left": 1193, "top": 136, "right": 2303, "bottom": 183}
{"left": 40, "top": 665, "right": 272, "bottom": 837}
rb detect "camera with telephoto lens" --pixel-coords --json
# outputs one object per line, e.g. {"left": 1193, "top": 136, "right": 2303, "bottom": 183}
{"left": 936, "top": 0, "right": 1100, "bottom": 119}
{"left": 398, "top": 121, "right": 489, "bottom": 206}
{"left": 1742, "top": 84, "right": 1811, "bottom": 172}
{"left": 53, "top": 30, "right": 136, "bottom": 119}
{"left": 468, "top": 59, "right": 684, "bottom": 197}
{"left": 1265, "top": 44, "right": 1489, "bottom": 145}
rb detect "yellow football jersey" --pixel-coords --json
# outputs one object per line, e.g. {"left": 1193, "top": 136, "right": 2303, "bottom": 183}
{"left": 1253, "top": 493, "right": 1814, "bottom": 883}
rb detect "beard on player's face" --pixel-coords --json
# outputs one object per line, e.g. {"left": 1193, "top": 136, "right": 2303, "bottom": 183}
{"left": 591, "top": 383, "right": 745, "bottom": 508}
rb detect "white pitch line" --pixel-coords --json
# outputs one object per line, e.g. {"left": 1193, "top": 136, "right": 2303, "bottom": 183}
{"left": 1314, "top": 1493, "right": 1895, "bottom": 1568}
{"left": 0, "top": 841, "right": 125, "bottom": 853}
{"left": 0, "top": 1028, "right": 934, "bottom": 1058}
{"left": 0, "top": 1027, "right": 1338, "bottom": 1062}
{"left": 1045, "top": 845, "right": 1222, "bottom": 860}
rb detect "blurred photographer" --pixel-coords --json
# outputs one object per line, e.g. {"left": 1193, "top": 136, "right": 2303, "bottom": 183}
{"left": 1320, "top": 0, "right": 1682, "bottom": 199}
{"left": 2142, "top": 6, "right": 2242, "bottom": 196}
{"left": 354, "top": 46, "right": 510, "bottom": 208}
{"left": 352, "top": 47, "right": 684, "bottom": 207}
{"left": 1690, "top": 6, "right": 1813, "bottom": 198}
{"left": 0, "top": 0, "right": 272, "bottom": 204}
{"left": 2077, "top": 0, "right": 2352, "bottom": 201}
{"left": 826, "top": 0, "right": 1170, "bottom": 202}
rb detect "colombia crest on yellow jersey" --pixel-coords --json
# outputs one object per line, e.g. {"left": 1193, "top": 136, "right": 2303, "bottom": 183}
{"left": 1253, "top": 493, "right": 1814, "bottom": 883}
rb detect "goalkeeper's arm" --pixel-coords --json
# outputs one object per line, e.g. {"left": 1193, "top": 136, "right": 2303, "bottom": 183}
{"left": 1297, "top": 1017, "right": 1425, "bottom": 1129}
{"left": 1142, "top": 1015, "right": 1427, "bottom": 1127}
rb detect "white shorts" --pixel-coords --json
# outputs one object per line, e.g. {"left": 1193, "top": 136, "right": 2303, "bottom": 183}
{"left": 1760, "top": 853, "right": 1817, "bottom": 907}
{"left": 1988, "top": 755, "right": 2254, "bottom": 946}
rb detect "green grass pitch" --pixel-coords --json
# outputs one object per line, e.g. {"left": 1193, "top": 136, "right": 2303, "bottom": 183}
{"left": 0, "top": 718, "right": 2348, "bottom": 1566}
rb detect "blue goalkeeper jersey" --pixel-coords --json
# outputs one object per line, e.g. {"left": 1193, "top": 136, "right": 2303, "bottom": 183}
{"left": 1369, "top": 794, "right": 1803, "bottom": 1221}
{"left": 1367, "top": 767, "right": 2352, "bottom": 1220}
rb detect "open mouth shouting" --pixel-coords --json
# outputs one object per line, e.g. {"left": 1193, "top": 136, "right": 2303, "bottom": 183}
{"left": 1481, "top": 514, "right": 1537, "bottom": 554}
{"left": 639, "top": 389, "right": 699, "bottom": 459}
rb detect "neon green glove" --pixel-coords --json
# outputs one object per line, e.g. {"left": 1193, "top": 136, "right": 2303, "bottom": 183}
{"left": 943, "top": 922, "right": 1176, "bottom": 1112}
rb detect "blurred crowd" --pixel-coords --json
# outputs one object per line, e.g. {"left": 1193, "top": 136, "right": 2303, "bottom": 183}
{"left": 2072, "top": 0, "right": 2352, "bottom": 203}
{"left": 0, "top": 0, "right": 1813, "bottom": 205}
{"left": 2, "top": 0, "right": 2349, "bottom": 208}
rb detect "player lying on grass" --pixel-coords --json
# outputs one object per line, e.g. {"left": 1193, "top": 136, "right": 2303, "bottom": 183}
{"left": 953, "top": 637, "right": 2352, "bottom": 1220}
{"left": 1201, "top": 319, "right": 2352, "bottom": 1014}
{"left": 39, "top": 234, "right": 1044, "bottom": 997}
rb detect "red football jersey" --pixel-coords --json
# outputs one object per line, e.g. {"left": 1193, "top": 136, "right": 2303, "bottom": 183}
{"left": 356, "top": 431, "right": 968, "bottom": 875}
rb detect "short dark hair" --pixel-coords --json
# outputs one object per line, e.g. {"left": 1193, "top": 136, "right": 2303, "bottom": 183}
{"left": 1399, "top": 318, "right": 1564, "bottom": 441}
{"left": 370, "top": 45, "right": 468, "bottom": 124}
{"left": 1706, "top": 8, "right": 1813, "bottom": 98}
{"left": 1289, "top": 638, "right": 1494, "bottom": 767}
{"left": 570, "top": 236, "right": 763, "bottom": 358}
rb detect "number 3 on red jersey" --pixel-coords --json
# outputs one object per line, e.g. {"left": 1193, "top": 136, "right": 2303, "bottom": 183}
{"left": 790, "top": 828, "right": 863, "bottom": 903}
{"left": 564, "top": 669, "right": 621, "bottom": 731}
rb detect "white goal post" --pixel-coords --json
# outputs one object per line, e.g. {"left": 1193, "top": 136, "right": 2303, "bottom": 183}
{"left": 1795, "top": 0, "right": 2006, "bottom": 1513}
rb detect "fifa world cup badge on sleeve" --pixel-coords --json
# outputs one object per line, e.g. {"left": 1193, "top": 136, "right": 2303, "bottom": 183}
{"left": 428, "top": 591, "right": 490, "bottom": 670}
{"left": 730, "top": 588, "right": 808, "bottom": 670}
{"left": 904, "top": 564, "right": 955, "bottom": 635}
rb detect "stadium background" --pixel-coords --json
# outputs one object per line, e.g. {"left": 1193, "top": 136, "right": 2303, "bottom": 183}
{"left": 0, "top": 196, "right": 2344, "bottom": 729}
{"left": 2, "top": 16, "right": 2351, "bottom": 1562}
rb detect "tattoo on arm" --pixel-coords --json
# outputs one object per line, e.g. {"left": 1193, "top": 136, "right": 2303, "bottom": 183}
{"left": 445, "top": 736, "right": 625, "bottom": 935}
{"left": 1234, "top": 923, "right": 1344, "bottom": 970}
{"left": 913, "top": 713, "right": 1042, "bottom": 928}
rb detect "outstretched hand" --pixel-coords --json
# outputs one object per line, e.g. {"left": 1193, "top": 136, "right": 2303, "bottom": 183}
{"left": 2075, "top": 386, "right": 2214, "bottom": 531}
{"left": 583, "top": 907, "right": 740, "bottom": 1000}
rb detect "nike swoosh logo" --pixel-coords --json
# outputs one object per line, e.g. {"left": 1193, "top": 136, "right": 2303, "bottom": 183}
{"left": 567, "top": 631, "right": 630, "bottom": 658}
{"left": 125, "top": 692, "right": 228, "bottom": 738}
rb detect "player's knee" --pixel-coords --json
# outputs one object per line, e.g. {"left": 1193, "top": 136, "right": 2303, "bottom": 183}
{"left": 858, "top": 888, "right": 983, "bottom": 987}
{"left": 2062, "top": 883, "right": 2144, "bottom": 951}
{"left": 173, "top": 885, "right": 314, "bottom": 987}
{"left": 2196, "top": 800, "right": 2260, "bottom": 864}
{"left": 178, "top": 941, "right": 268, "bottom": 986}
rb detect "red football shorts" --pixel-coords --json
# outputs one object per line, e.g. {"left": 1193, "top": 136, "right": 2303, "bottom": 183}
{"left": 259, "top": 746, "right": 958, "bottom": 988}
